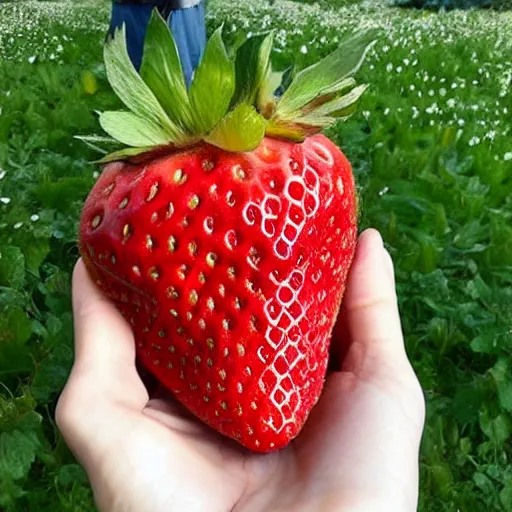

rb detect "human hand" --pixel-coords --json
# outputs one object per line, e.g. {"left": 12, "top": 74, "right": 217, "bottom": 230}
{"left": 56, "top": 228, "right": 425, "bottom": 512}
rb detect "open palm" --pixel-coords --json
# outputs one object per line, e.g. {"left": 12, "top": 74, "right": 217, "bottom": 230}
{"left": 56, "top": 229, "right": 425, "bottom": 512}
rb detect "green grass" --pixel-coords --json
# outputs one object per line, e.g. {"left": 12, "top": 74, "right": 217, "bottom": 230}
{"left": 0, "top": 0, "right": 511, "bottom": 510}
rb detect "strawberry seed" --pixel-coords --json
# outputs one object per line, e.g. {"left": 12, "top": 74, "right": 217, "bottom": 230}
{"left": 147, "top": 182, "right": 159, "bottom": 202}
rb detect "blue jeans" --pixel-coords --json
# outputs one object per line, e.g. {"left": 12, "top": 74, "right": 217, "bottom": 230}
{"left": 108, "top": 2, "right": 206, "bottom": 86}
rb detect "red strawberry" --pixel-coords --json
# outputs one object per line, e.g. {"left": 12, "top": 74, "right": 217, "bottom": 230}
{"left": 78, "top": 12, "right": 376, "bottom": 452}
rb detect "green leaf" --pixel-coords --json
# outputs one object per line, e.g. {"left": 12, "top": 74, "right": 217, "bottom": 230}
{"left": 95, "top": 144, "right": 178, "bottom": 164}
{"left": 452, "top": 381, "right": 488, "bottom": 424}
{"left": 104, "top": 24, "right": 186, "bottom": 143}
{"left": 0, "top": 246, "right": 25, "bottom": 290}
{"left": 473, "top": 472, "right": 495, "bottom": 495}
{"left": 306, "top": 84, "right": 368, "bottom": 118}
{"left": 32, "top": 342, "right": 73, "bottom": 403}
{"left": 0, "top": 427, "right": 41, "bottom": 480}
{"left": 232, "top": 32, "right": 274, "bottom": 107}
{"left": 470, "top": 334, "right": 498, "bottom": 354}
{"left": 497, "top": 381, "right": 512, "bottom": 412}
{"left": 276, "top": 29, "right": 377, "bottom": 117}
{"left": 501, "top": 481, "right": 512, "bottom": 510}
{"left": 479, "top": 409, "right": 511, "bottom": 444}
{"left": 74, "top": 135, "right": 120, "bottom": 155}
{"left": 205, "top": 103, "right": 266, "bottom": 152}
{"left": 0, "top": 306, "right": 33, "bottom": 376}
{"left": 139, "top": 9, "right": 194, "bottom": 132}
{"left": 58, "top": 464, "right": 89, "bottom": 487}
{"left": 0, "top": 477, "right": 25, "bottom": 508}
{"left": 24, "top": 239, "right": 50, "bottom": 275}
{"left": 189, "top": 26, "right": 235, "bottom": 134}
{"left": 0, "top": 306, "right": 33, "bottom": 345}
{"left": 430, "top": 463, "right": 454, "bottom": 500}
{"left": 265, "top": 117, "right": 320, "bottom": 142}
{"left": 99, "top": 111, "right": 172, "bottom": 148}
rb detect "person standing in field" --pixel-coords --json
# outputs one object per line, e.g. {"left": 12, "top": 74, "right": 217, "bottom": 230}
{"left": 108, "top": 0, "right": 206, "bottom": 86}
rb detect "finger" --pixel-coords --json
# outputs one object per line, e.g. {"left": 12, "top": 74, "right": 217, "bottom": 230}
{"left": 56, "top": 259, "right": 150, "bottom": 464}
{"left": 342, "top": 229, "right": 405, "bottom": 356}
{"left": 69, "top": 258, "right": 149, "bottom": 408}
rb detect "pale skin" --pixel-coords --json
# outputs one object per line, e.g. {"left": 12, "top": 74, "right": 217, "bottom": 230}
{"left": 56, "top": 228, "right": 426, "bottom": 512}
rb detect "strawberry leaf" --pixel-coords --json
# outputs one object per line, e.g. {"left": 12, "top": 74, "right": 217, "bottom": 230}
{"left": 140, "top": 10, "right": 194, "bottom": 133}
{"left": 189, "top": 26, "right": 235, "bottom": 134}
{"left": 99, "top": 111, "right": 172, "bottom": 147}
{"left": 74, "top": 135, "right": 121, "bottom": 155}
{"left": 104, "top": 24, "right": 187, "bottom": 144}
{"left": 95, "top": 144, "right": 179, "bottom": 164}
{"left": 301, "top": 84, "right": 368, "bottom": 120}
{"left": 205, "top": 103, "right": 266, "bottom": 152}
{"left": 232, "top": 32, "right": 274, "bottom": 108}
{"left": 275, "top": 29, "right": 377, "bottom": 118}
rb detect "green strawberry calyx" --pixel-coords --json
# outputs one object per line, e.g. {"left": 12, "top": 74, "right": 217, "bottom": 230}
{"left": 77, "top": 10, "right": 377, "bottom": 163}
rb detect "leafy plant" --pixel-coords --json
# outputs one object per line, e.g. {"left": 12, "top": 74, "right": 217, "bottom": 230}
{"left": 0, "top": 0, "right": 511, "bottom": 510}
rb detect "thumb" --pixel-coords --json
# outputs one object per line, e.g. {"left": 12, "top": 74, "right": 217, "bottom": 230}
{"left": 338, "top": 228, "right": 410, "bottom": 377}
{"left": 68, "top": 258, "right": 148, "bottom": 407}
{"left": 56, "top": 259, "right": 149, "bottom": 461}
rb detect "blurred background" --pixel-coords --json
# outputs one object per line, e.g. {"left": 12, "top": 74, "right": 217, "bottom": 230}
{"left": 0, "top": 0, "right": 511, "bottom": 510}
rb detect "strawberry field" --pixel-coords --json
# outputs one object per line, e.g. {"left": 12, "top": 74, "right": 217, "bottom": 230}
{"left": 0, "top": 0, "right": 511, "bottom": 510}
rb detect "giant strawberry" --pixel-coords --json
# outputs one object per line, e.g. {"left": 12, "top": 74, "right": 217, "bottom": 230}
{"left": 78, "top": 11, "right": 376, "bottom": 452}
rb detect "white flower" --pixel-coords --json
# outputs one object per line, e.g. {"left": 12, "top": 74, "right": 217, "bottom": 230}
{"left": 426, "top": 103, "right": 438, "bottom": 115}
{"left": 458, "top": 119, "right": 465, "bottom": 127}
{"left": 504, "top": 152, "right": 512, "bottom": 161}
{"left": 468, "top": 136, "right": 481, "bottom": 147}
{"left": 0, "top": 170, "right": 5, "bottom": 180}
{"left": 447, "top": 99, "right": 456, "bottom": 108}
{"left": 300, "top": 45, "right": 307, "bottom": 54}
{"left": 396, "top": 66, "right": 403, "bottom": 73}
{"left": 56, "top": 44, "right": 64, "bottom": 52}
{"left": 428, "top": 89, "right": 435, "bottom": 97}
{"left": 384, "top": 108, "right": 390, "bottom": 116}
{"left": 30, "top": 214, "right": 40, "bottom": 222}
{"left": 0, "top": 197, "right": 11, "bottom": 204}
{"left": 409, "top": 84, "right": 415, "bottom": 91}
{"left": 13, "top": 222, "right": 23, "bottom": 229}
{"left": 386, "top": 63, "right": 393, "bottom": 72}
{"left": 28, "top": 55, "right": 36, "bottom": 64}
{"left": 93, "top": 171, "right": 100, "bottom": 179}
{"left": 440, "top": 88, "right": 447, "bottom": 97}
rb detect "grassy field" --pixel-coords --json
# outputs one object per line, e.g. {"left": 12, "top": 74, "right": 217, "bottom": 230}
{"left": 0, "top": 0, "right": 511, "bottom": 510}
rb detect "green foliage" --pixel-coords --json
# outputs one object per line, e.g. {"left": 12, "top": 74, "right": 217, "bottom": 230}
{"left": 394, "top": 0, "right": 503, "bottom": 9}
{"left": 0, "top": 0, "right": 511, "bottom": 511}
